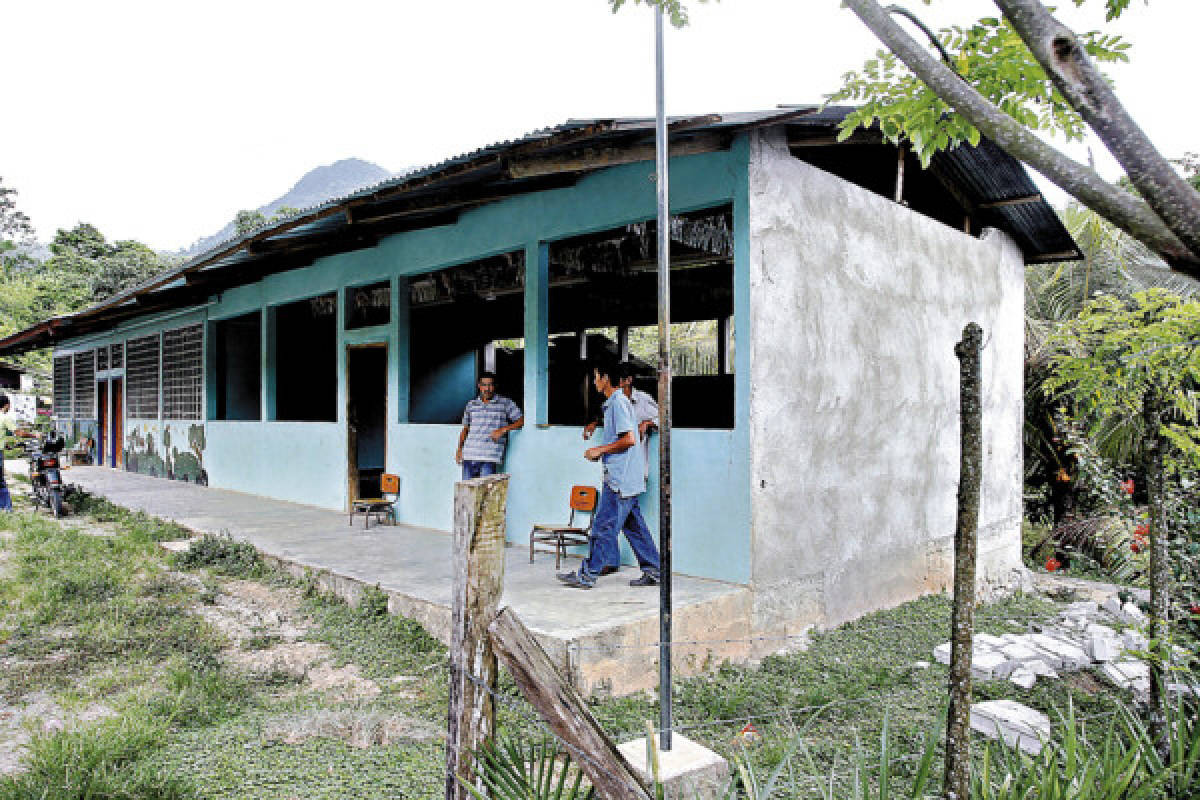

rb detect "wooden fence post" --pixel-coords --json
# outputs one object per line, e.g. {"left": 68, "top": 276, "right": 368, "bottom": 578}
{"left": 445, "top": 474, "right": 509, "bottom": 800}
{"left": 945, "top": 322, "right": 983, "bottom": 800}
{"left": 489, "top": 607, "right": 654, "bottom": 800}
{"left": 1142, "top": 391, "right": 1170, "bottom": 759}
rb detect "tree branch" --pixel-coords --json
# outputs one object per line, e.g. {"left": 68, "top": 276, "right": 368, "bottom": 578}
{"left": 842, "top": 0, "right": 1200, "bottom": 277}
{"left": 994, "top": 0, "right": 1200, "bottom": 270}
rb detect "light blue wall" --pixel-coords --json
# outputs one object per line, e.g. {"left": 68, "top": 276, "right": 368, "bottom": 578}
{"left": 52, "top": 142, "right": 754, "bottom": 583}
{"left": 207, "top": 421, "right": 344, "bottom": 509}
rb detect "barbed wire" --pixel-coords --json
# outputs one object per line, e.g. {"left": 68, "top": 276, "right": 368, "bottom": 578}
{"left": 564, "top": 607, "right": 1159, "bottom": 654}
{"left": 457, "top": 664, "right": 1143, "bottom": 797}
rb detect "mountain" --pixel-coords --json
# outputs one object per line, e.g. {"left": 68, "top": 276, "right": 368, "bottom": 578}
{"left": 179, "top": 158, "right": 393, "bottom": 258}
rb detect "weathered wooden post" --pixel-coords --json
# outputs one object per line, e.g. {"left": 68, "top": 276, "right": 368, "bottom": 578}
{"left": 445, "top": 474, "right": 509, "bottom": 800}
{"left": 1142, "top": 391, "right": 1170, "bottom": 759}
{"left": 945, "top": 322, "right": 983, "bottom": 800}
{"left": 489, "top": 607, "right": 654, "bottom": 800}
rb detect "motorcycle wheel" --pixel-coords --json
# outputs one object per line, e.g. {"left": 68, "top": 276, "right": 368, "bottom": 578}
{"left": 50, "top": 491, "right": 63, "bottom": 518}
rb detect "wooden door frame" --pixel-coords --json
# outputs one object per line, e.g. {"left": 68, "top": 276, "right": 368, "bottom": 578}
{"left": 97, "top": 381, "right": 109, "bottom": 466}
{"left": 345, "top": 342, "right": 388, "bottom": 508}
{"left": 111, "top": 377, "right": 124, "bottom": 469}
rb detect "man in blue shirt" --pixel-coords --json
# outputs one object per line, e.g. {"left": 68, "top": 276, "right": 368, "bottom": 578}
{"left": 455, "top": 372, "right": 524, "bottom": 480}
{"left": 558, "top": 364, "right": 661, "bottom": 589}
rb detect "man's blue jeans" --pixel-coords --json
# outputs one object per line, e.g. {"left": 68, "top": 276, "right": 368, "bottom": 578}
{"left": 580, "top": 484, "right": 660, "bottom": 583}
{"left": 461, "top": 460, "right": 498, "bottom": 480}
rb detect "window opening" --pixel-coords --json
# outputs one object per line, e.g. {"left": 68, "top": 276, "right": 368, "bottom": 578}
{"left": 272, "top": 293, "right": 337, "bottom": 421}
{"left": 409, "top": 252, "right": 525, "bottom": 424}
{"left": 110, "top": 342, "right": 124, "bottom": 370}
{"left": 345, "top": 281, "right": 391, "bottom": 330}
{"left": 126, "top": 334, "right": 161, "bottom": 419}
{"left": 53, "top": 356, "right": 72, "bottom": 419}
{"left": 163, "top": 324, "right": 203, "bottom": 421}
{"left": 210, "top": 312, "right": 261, "bottom": 420}
{"left": 97, "top": 346, "right": 109, "bottom": 372}
{"left": 547, "top": 207, "right": 735, "bottom": 428}
{"left": 72, "top": 351, "right": 96, "bottom": 420}
{"left": 787, "top": 134, "right": 977, "bottom": 238}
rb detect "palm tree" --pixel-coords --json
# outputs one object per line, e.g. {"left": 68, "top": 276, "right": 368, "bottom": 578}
{"left": 1024, "top": 204, "right": 1200, "bottom": 566}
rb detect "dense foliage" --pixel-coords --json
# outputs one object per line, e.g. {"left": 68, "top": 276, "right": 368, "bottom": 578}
{"left": 830, "top": 12, "right": 1130, "bottom": 167}
{"left": 0, "top": 183, "right": 175, "bottom": 373}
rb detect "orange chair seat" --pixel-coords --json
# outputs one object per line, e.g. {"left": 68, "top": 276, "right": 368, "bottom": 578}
{"left": 529, "top": 485, "right": 598, "bottom": 568}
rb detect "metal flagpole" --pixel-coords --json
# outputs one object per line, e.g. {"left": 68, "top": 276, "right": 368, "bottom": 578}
{"left": 654, "top": 3, "right": 673, "bottom": 753}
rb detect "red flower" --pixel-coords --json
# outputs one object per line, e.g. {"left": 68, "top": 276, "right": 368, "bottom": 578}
{"left": 1135, "top": 524, "right": 1150, "bottom": 539}
{"left": 1121, "top": 479, "right": 1135, "bottom": 496}
{"left": 1191, "top": 605, "right": 1200, "bottom": 615}
{"left": 1131, "top": 541, "right": 1143, "bottom": 554}
{"left": 1046, "top": 558, "right": 1061, "bottom": 572}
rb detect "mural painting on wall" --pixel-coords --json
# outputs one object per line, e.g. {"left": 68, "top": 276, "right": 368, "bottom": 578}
{"left": 54, "top": 420, "right": 94, "bottom": 451}
{"left": 124, "top": 424, "right": 208, "bottom": 485}
{"left": 170, "top": 425, "right": 208, "bottom": 485}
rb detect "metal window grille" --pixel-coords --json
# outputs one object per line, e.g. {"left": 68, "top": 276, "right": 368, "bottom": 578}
{"left": 126, "top": 334, "right": 161, "bottom": 419}
{"left": 97, "top": 346, "right": 109, "bottom": 371}
{"left": 72, "top": 351, "right": 96, "bottom": 419}
{"left": 53, "top": 356, "right": 72, "bottom": 419}
{"left": 111, "top": 342, "right": 124, "bottom": 369}
{"left": 162, "top": 324, "right": 203, "bottom": 420}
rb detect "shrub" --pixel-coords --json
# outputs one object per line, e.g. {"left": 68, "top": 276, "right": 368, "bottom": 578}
{"left": 170, "top": 533, "right": 261, "bottom": 577}
{"left": 357, "top": 584, "right": 390, "bottom": 619}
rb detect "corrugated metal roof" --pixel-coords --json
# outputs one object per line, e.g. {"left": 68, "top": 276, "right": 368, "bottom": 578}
{"left": 0, "top": 106, "right": 1075, "bottom": 355}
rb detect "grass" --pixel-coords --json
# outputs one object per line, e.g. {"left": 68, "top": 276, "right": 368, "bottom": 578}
{"left": 0, "top": 491, "right": 1149, "bottom": 798}
{"left": 0, "top": 713, "right": 194, "bottom": 800}
{"left": 581, "top": 591, "right": 1133, "bottom": 786}
{"left": 0, "top": 509, "right": 221, "bottom": 702}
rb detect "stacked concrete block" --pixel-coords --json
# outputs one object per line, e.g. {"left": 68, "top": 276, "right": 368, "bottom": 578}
{"left": 1029, "top": 634, "right": 1090, "bottom": 669}
{"left": 970, "top": 700, "right": 1051, "bottom": 755}
{"left": 929, "top": 592, "right": 1151, "bottom": 691}
{"left": 1100, "top": 660, "right": 1150, "bottom": 694}
{"left": 971, "top": 650, "right": 1010, "bottom": 680}
{"left": 1122, "top": 603, "right": 1147, "bottom": 625}
{"left": 1026, "top": 660, "right": 1058, "bottom": 679}
{"left": 1121, "top": 629, "right": 1148, "bottom": 651}
{"left": 1086, "top": 630, "right": 1121, "bottom": 662}
{"left": 1009, "top": 668, "right": 1037, "bottom": 689}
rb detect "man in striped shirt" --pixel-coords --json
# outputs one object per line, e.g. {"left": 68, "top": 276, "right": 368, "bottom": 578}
{"left": 455, "top": 372, "right": 524, "bottom": 479}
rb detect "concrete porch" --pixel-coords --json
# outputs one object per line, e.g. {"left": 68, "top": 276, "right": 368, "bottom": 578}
{"left": 62, "top": 466, "right": 753, "bottom": 696}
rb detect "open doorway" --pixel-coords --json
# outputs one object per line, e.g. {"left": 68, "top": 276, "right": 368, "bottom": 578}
{"left": 347, "top": 345, "right": 387, "bottom": 504}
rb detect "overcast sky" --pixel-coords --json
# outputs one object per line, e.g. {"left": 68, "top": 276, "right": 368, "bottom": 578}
{"left": 4, "top": 0, "right": 1197, "bottom": 251}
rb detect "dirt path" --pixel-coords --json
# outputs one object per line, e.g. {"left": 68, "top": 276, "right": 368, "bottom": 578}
{"left": 1, "top": 491, "right": 436, "bottom": 777}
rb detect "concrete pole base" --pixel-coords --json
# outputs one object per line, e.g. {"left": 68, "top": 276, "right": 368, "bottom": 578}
{"left": 617, "top": 733, "right": 729, "bottom": 800}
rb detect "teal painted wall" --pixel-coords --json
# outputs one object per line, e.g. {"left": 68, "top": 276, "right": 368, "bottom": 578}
{"left": 52, "top": 142, "right": 754, "bottom": 583}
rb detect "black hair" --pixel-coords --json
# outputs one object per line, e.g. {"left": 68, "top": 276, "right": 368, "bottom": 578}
{"left": 479, "top": 371, "right": 497, "bottom": 382}
{"left": 591, "top": 361, "right": 619, "bottom": 382}
{"left": 615, "top": 362, "right": 638, "bottom": 382}
{"left": 0, "top": 393, "right": 8, "bottom": 411}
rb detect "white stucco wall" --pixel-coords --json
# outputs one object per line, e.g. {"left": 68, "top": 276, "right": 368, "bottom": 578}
{"left": 747, "top": 129, "right": 1025, "bottom": 636}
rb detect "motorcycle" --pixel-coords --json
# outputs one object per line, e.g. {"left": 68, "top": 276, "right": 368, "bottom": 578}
{"left": 29, "top": 433, "right": 67, "bottom": 518}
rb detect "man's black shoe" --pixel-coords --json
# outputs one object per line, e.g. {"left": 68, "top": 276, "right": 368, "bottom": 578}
{"left": 629, "top": 573, "right": 658, "bottom": 587}
{"left": 599, "top": 565, "right": 618, "bottom": 576}
{"left": 558, "top": 571, "right": 594, "bottom": 590}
